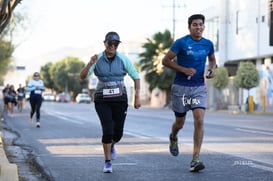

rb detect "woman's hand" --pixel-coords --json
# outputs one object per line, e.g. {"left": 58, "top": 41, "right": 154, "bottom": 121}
{"left": 88, "top": 54, "right": 98, "bottom": 65}
{"left": 80, "top": 54, "right": 98, "bottom": 80}
{"left": 134, "top": 96, "right": 141, "bottom": 109}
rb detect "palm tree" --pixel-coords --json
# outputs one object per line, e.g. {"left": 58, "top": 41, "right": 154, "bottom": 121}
{"left": 139, "top": 30, "right": 175, "bottom": 106}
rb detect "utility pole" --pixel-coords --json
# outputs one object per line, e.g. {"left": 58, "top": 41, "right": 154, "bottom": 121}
{"left": 269, "top": 0, "right": 273, "bottom": 45}
{"left": 172, "top": 0, "right": 176, "bottom": 39}
{"left": 162, "top": 0, "right": 186, "bottom": 39}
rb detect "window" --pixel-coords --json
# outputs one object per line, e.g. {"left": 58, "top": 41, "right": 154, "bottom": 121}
{"left": 205, "top": 16, "right": 220, "bottom": 51}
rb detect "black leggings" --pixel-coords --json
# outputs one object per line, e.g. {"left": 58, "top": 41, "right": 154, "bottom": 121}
{"left": 29, "top": 97, "right": 42, "bottom": 122}
{"left": 95, "top": 101, "right": 128, "bottom": 144}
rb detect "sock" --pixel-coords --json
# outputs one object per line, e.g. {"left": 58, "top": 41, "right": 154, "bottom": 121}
{"left": 170, "top": 133, "right": 177, "bottom": 140}
{"left": 193, "top": 155, "right": 199, "bottom": 161}
{"left": 105, "top": 160, "right": 111, "bottom": 163}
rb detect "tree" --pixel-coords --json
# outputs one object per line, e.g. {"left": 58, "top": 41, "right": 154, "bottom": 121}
{"left": 212, "top": 66, "right": 229, "bottom": 109}
{"left": 49, "top": 57, "right": 86, "bottom": 99}
{"left": 0, "top": 0, "right": 22, "bottom": 34}
{"left": 0, "top": 10, "right": 26, "bottom": 84}
{"left": 0, "top": 39, "right": 13, "bottom": 84}
{"left": 235, "top": 61, "right": 259, "bottom": 112}
{"left": 40, "top": 62, "right": 54, "bottom": 91}
{"left": 139, "top": 30, "right": 175, "bottom": 106}
{"left": 235, "top": 61, "right": 259, "bottom": 96}
{"left": 212, "top": 67, "right": 229, "bottom": 90}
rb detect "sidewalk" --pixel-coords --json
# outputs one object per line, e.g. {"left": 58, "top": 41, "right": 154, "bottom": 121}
{"left": 0, "top": 100, "right": 19, "bottom": 181}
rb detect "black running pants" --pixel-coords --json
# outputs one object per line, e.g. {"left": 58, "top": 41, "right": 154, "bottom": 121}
{"left": 95, "top": 101, "right": 128, "bottom": 144}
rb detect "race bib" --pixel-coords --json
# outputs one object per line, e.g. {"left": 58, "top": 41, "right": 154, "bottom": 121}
{"left": 34, "top": 90, "right": 42, "bottom": 94}
{"left": 103, "top": 87, "right": 122, "bottom": 98}
{"left": 18, "top": 92, "right": 24, "bottom": 96}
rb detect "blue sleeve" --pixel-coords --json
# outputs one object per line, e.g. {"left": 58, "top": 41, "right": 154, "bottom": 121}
{"left": 170, "top": 38, "right": 184, "bottom": 55}
{"left": 40, "top": 80, "right": 45, "bottom": 91}
{"left": 208, "top": 40, "right": 214, "bottom": 55}
{"left": 27, "top": 80, "right": 45, "bottom": 91}
{"left": 27, "top": 80, "right": 35, "bottom": 91}
{"left": 119, "top": 53, "right": 140, "bottom": 80}
{"left": 87, "top": 53, "right": 103, "bottom": 77}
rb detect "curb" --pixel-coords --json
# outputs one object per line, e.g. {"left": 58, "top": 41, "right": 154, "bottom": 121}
{"left": 0, "top": 132, "right": 19, "bottom": 181}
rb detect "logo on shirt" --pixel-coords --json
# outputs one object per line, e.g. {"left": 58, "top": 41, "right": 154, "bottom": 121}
{"left": 186, "top": 46, "right": 194, "bottom": 55}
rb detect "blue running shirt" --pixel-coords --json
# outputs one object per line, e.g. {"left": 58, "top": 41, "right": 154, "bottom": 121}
{"left": 170, "top": 35, "right": 214, "bottom": 86}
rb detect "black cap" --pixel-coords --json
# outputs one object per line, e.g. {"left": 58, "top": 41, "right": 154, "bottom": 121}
{"left": 104, "top": 31, "right": 121, "bottom": 42}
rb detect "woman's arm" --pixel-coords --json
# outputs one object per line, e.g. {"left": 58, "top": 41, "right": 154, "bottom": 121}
{"left": 80, "top": 54, "right": 98, "bottom": 80}
{"left": 133, "top": 79, "right": 141, "bottom": 109}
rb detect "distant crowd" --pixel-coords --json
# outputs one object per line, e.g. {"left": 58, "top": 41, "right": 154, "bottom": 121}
{"left": 1, "top": 83, "right": 26, "bottom": 115}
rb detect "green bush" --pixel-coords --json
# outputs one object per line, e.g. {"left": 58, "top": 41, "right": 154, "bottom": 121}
{"left": 212, "top": 67, "right": 229, "bottom": 90}
{"left": 235, "top": 62, "right": 259, "bottom": 90}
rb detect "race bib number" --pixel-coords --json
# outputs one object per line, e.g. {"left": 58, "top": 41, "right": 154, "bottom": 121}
{"left": 103, "top": 87, "right": 122, "bottom": 98}
{"left": 34, "top": 90, "right": 42, "bottom": 94}
{"left": 18, "top": 92, "right": 24, "bottom": 96}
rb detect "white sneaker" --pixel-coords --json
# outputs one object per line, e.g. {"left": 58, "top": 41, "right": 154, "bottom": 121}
{"left": 103, "top": 162, "right": 112, "bottom": 173}
{"left": 36, "top": 122, "right": 40, "bottom": 128}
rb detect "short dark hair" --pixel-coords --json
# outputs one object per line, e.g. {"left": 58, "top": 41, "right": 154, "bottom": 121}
{"left": 188, "top": 14, "right": 205, "bottom": 27}
{"left": 33, "top": 72, "right": 40, "bottom": 77}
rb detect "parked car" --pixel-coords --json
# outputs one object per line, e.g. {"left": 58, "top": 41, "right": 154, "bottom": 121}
{"left": 56, "top": 93, "right": 71, "bottom": 103}
{"left": 75, "top": 93, "right": 91, "bottom": 103}
{"left": 43, "top": 93, "right": 55, "bottom": 101}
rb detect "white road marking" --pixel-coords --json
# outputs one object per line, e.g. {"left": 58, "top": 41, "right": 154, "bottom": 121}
{"left": 250, "top": 163, "right": 273, "bottom": 172}
{"left": 235, "top": 128, "right": 273, "bottom": 136}
{"left": 113, "top": 163, "right": 137, "bottom": 166}
{"left": 45, "top": 110, "right": 84, "bottom": 125}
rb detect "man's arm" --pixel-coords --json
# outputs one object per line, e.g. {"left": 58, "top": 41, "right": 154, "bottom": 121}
{"left": 162, "top": 50, "right": 196, "bottom": 77}
{"left": 206, "top": 54, "right": 217, "bottom": 79}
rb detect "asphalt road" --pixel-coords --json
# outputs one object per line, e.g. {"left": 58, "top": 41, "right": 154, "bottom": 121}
{"left": 2, "top": 101, "right": 273, "bottom": 181}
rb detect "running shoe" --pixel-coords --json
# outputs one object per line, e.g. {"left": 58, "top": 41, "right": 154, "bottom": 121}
{"left": 190, "top": 160, "right": 205, "bottom": 172}
{"left": 103, "top": 161, "right": 112, "bottom": 173}
{"left": 36, "top": 122, "right": 40, "bottom": 128}
{"left": 111, "top": 146, "right": 117, "bottom": 160}
{"left": 169, "top": 133, "right": 179, "bottom": 156}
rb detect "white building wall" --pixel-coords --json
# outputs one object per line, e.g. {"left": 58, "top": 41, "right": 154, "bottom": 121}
{"left": 204, "top": 0, "right": 273, "bottom": 111}
{"left": 217, "top": 0, "right": 271, "bottom": 62}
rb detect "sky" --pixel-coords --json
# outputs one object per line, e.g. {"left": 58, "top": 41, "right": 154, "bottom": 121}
{"left": 12, "top": 0, "right": 215, "bottom": 70}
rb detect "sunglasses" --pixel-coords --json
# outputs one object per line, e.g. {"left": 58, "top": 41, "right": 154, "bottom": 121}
{"left": 107, "top": 41, "right": 119, "bottom": 47}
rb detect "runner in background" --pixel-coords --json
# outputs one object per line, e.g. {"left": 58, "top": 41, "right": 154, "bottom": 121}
{"left": 17, "top": 83, "right": 25, "bottom": 112}
{"left": 27, "top": 72, "right": 45, "bottom": 128}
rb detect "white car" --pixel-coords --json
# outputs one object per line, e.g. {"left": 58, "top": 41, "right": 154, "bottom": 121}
{"left": 75, "top": 93, "right": 91, "bottom": 103}
{"left": 43, "top": 93, "right": 55, "bottom": 101}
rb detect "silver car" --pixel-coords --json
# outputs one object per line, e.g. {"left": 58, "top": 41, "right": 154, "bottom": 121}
{"left": 43, "top": 93, "right": 55, "bottom": 101}
{"left": 75, "top": 93, "right": 91, "bottom": 103}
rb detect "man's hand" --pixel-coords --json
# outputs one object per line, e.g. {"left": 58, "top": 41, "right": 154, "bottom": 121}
{"left": 206, "top": 69, "right": 215, "bottom": 79}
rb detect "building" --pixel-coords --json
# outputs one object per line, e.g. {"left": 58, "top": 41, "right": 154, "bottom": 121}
{"left": 204, "top": 0, "right": 273, "bottom": 112}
